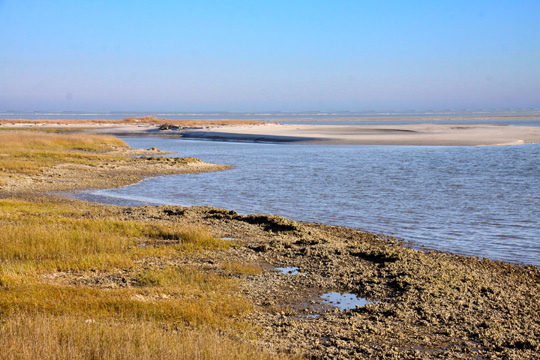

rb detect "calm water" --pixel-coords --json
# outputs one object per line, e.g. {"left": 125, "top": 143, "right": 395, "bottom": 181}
{"left": 72, "top": 137, "right": 540, "bottom": 267}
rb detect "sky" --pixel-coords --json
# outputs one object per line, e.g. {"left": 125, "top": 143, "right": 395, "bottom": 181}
{"left": 0, "top": 1, "right": 539, "bottom": 112}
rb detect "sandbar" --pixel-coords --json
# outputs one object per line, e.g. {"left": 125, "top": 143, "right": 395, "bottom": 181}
{"left": 2, "top": 120, "right": 540, "bottom": 146}
{"left": 179, "top": 123, "right": 540, "bottom": 146}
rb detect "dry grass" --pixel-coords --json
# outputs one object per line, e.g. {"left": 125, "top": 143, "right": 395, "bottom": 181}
{"left": 0, "top": 198, "right": 291, "bottom": 359}
{"left": 0, "top": 131, "right": 127, "bottom": 176}
{"left": 0, "top": 313, "right": 287, "bottom": 360}
{"left": 0, "top": 131, "right": 126, "bottom": 150}
{"left": 0, "top": 133, "right": 297, "bottom": 359}
{"left": 0, "top": 199, "right": 229, "bottom": 284}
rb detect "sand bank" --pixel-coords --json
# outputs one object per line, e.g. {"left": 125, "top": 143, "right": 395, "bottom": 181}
{"left": 2, "top": 120, "right": 540, "bottom": 146}
{"left": 180, "top": 123, "right": 540, "bottom": 146}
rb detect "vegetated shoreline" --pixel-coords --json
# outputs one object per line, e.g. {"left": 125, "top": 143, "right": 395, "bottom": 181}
{"left": 1, "top": 129, "right": 540, "bottom": 359}
{"left": 0, "top": 145, "right": 230, "bottom": 193}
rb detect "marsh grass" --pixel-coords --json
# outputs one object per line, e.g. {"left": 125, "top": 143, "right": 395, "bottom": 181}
{"left": 0, "top": 133, "right": 293, "bottom": 359}
{"left": 0, "top": 198, "right": 285, "bottom": 359}
{"left": 0, "top": 131, "right": 126, "bottom": 151}
{"left": 0, "top": 127, "right": 84, "bottom": 132}
{"left": 0, "top": 313, "right": 288, "bottom": 360}
{"left": 0, "top": 132, "right": 127, "bottom": 176}
{"left": 0, "top": 199, "right": 229, "bottom": 283}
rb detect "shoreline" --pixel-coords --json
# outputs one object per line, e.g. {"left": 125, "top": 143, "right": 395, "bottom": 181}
{"left": 0, "top": 144, "right": 230, "bottom": 194}
{"left": 1, "top": 127, "right": 540, "bottom": 358}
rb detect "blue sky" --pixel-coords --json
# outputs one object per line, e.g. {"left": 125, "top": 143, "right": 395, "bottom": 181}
{"left": 0, "top": 1, "right": 539, "bottom": 112}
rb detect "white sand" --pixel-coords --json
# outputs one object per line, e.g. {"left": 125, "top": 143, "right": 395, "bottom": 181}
{"left": 179, "top": 123, "right": 540, "bottom": 146}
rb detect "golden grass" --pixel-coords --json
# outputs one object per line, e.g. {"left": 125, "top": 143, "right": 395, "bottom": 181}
{"left": 0, "top": 281, "right": 250, "bottom": 326}
{"left": 0, "top": 198, "right": 291, "bottom": 359}
{"left": 0, "top": 199, "right": 229, "bottom": 284}
{"left": 0, "top": 131, "right": 127, "bottom": 176}
{"left": 0, "top": 134, "right": 296, "bottom": 359}
{"left": 0, "top": 131, "right": 126, "bottom": 150}
{"left": 0, "top": 313, "right": 287, "bottom": 360}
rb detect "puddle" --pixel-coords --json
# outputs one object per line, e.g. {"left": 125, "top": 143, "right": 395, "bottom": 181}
{"left": 293, "top": 314, "right": 320, "bottom": 320}
{"left": 221, "top": 237, "right": 237, "bottom": 241}
{"left": 321, "top": 292, "right": 373, "bottom": 310}
{"left": 276, "top": 267, "right": 300, "bottom": 275}
{"left": 138, "top": 243, "right": 147, "bottom": 247}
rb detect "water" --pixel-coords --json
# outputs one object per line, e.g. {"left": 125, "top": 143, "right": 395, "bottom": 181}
{"left": 72, "top": 137, "right": 540, "bottom": 267}
{"left": 321, "top": 293, "right": 372, "bottom": 310}
{"left": 276, "top": 267, "right": 300, "bottom": 275}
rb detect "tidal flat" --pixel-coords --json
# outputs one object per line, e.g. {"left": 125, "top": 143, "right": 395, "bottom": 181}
{"left": 1, "top": 129, "right": 539, "bottom": 359}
